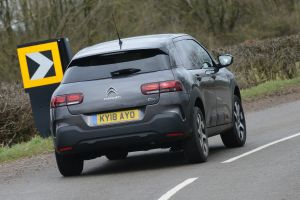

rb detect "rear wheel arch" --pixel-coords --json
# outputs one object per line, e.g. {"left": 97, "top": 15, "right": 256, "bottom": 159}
{"left": 189, "top": 85, "right": 205, "bottom": 118}
{"left": 187, "top": 87, "right": 205, "bottom": 131}
{"left": 234, "top": 85, "right": 241, "bottom": 101}
{"left": 232, "top": 85, "right": 242, "bottom": 122}
{"left": 194, "top": 97, "right": 205, "bottom": 120}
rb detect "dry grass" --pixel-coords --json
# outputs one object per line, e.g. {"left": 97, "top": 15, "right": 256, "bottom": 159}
{"left": 213, "top": 34, "right": 300, "bottom": 88}
{"left": 0, "top": 82, "right": 37, "bottom": 147}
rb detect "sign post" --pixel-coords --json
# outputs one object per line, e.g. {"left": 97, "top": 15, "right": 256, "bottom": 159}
{"left": 17, "top": 38, "right": 72, "bottom": 137}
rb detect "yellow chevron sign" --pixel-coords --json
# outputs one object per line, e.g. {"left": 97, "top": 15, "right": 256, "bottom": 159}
{"left": 17, "top": 41, "right": 64, "bottom": 89}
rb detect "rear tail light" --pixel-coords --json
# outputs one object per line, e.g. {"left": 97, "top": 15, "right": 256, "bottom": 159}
{"left": 51, "top": 93, "right": 83, "bottom": 108}
{"left": 159, "top": 80, "right": 183, "bottom": 93}
{"left": 141, "top": 80, "right": 183, "bottom": 95}
{"left": 141, "top": 83, "right": 160, "bottom": 95}
{"left": 66, "top": 93, "right": 84, "bottom": 105}
{"left": 51, "top": 96, "right": 66, "bottom": 108}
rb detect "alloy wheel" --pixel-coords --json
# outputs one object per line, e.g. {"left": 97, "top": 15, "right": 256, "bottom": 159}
{"left": 233, "top": 101, "right": 246, "bottom": 141}
{"left": 196, "top": 112, "right": 209, "bottom": 156}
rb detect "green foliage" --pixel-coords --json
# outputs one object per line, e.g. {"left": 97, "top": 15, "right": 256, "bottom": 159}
{"left": 241, "top": 77, "right": 300, "bottom": 100}
{"left": 0, "top": 136, "right": 53, "bottom": 163}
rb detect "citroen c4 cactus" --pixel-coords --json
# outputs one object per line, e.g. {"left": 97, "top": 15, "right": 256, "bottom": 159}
{"left": 50, "top": 34, "right": 246, "bottom": 176}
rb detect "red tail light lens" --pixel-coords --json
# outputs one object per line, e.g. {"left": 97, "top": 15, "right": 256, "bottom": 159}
{"left": 159, "top": 80, "right": 183, "bottom": 93}
{"left": 141, "top": 80, "right": 183, "bottom": 95}
{"left": 51, "top": 93, "right": 83, "bottom": 108}
{"left": 66, "top": 93, "right": 84, "bottom": 105}
{"left": 51, "top": 96, "right": 66, "bottom": 108}
{"left": 141, "top": 83, "right": 160, "bottom": 95}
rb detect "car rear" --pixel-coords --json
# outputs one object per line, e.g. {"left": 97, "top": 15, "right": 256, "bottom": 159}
{"left": 50, "top": 48, "right": 190, "bottom": 158}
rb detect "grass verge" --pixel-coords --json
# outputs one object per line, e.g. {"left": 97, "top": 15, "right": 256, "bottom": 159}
{"left": 0, "top": 136, "right": 53, "bottom": 164}
{"left": 241, "top": 77, "right": 300, "bottom": 100}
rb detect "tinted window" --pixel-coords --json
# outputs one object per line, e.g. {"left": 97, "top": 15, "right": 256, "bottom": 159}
{"left": 168, "top": 46, "right": 182, "bottom": 67}
{"left": 175, "top": 40, "right": 213, "bottom": 70}
{"left": 63, "top": 49, "right": 170, "bottom": 83}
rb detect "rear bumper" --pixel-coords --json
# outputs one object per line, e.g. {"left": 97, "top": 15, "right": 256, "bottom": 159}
{"left": 55, "top": 111, "right": 189, "bottom": 156}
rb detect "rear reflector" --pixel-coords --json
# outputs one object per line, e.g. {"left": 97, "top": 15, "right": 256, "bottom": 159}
{"left": 141, "top": 80, "right": 183, "bottom": 95}
{"left": 51, "top": 93, "right": 83, "bottom": 108}
{"left": 58, "top": 146, "right": 73, "bottom": 152}
{"left": 166, "top": 132, "right": 185, "bottom": 137}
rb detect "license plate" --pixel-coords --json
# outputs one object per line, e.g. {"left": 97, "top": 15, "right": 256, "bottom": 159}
{"left": 93, "top": 109, "right": 140, "bottom": 126}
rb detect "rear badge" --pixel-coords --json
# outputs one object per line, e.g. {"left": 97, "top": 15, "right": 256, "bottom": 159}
{"left": 104, "top": 96, "right": 121, "bottom": 101}
{"left": 107, "top": 87, "right": 117, "bottom": 96}
{"left": 104, "top": 87, "right": 121, "bottom": 101}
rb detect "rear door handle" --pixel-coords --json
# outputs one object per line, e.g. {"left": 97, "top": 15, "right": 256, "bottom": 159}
{"left": 205, "top": 69, "right": 217, "bottom": 80}
{"left": 195, "top": 74, "right": 202, "bottom": 81}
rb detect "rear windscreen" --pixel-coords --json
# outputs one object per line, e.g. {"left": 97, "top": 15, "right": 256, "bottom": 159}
{"left": 62, "top": 49, "right": 170, "bottom": 83}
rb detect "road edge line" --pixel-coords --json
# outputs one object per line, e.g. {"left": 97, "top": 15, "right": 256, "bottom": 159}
{"left": 222, "top": 132, "right": 300, "bottom": 163}
{"left": 158, "top": 177, "right": 198, "bottom": 200}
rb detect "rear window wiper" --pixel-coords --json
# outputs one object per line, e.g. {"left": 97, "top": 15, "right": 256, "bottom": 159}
{"left": 110, "top": 68, "right": 141, "bottom": 77}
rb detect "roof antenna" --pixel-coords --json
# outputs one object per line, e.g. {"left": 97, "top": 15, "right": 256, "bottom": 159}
{"left": 112, "top": 14, "right": 123, "bottom": 49}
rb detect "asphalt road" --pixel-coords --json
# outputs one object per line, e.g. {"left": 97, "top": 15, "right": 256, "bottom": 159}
{"left": 1, "top": 100, "right": 300, "bottom": 200}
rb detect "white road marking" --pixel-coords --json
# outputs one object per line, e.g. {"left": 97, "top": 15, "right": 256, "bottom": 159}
{"left": 26, "top": 52, "right": 53, "bottom": 80}
{"left": 222, "top": 132, "right": 300, "bottom": 163}
{"left": 158, "top": 177, "right": 198, "bottom": 200}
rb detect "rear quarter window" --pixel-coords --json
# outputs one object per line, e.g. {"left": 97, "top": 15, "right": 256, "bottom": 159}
{"left": 63, "top": 49, "right": 170, "bottom": 83}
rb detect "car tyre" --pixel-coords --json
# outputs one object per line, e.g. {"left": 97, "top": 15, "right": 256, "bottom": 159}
{"left": 221, "top": 95, "right": 246, "bottom": 147}
{"left": 55, "top": 152, "right": 84, "bottom": 177}
{"left": 183, "top": 106, "right": 209, "bottom": 163}
{"left": 106, "top": 151, "right": 128, "bottom": 160}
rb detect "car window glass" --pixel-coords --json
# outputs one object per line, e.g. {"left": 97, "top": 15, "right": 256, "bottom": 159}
{"left": 63, "top": 49, "right": 170, "bottom": 83}
{"left": 168, "top": 47, "right": 182, "bottom": 67}
{"left": 175, "top": 40, "right": 213, "bottom": 70}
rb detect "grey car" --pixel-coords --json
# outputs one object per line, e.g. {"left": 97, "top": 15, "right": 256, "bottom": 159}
{"left": 50, "top": 34, "right": 246, "bottom": 176}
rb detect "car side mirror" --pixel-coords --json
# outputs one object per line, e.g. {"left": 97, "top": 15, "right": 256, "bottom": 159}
{"left": 218, "top": 54, "right": 233, "bottom": 68}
